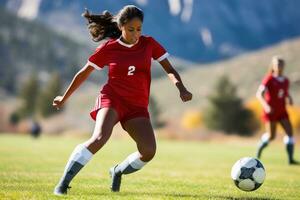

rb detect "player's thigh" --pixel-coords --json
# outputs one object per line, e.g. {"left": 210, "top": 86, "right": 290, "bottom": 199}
{"left": 122, "top": 117, "right": 156, "bottom": 154}
{"left": 91, "top": 107, "right": 119, "bottom": 140}
{"left": 85, "top": 108, "right": 119, "bottom": 153}
{"left": 279, "top": 118, "right": 293, "bottom": 137}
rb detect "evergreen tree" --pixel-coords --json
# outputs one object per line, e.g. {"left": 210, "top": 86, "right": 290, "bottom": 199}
{"left": 19, "top": 73, "right": 40, "bottom": 117}
{"left": 203, "top": 75, "right": 257, "bottom": 136}
{"left": 38, "top": 72, "right": 63, "bottom": 117}
{"left": 0, "top": 55, "right": 17, "bottom": 94}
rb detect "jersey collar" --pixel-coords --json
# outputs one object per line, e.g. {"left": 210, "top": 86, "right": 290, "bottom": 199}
{"left": 273, "top": 75, "right": 285, "bottom": 82}
{"left": 117, "top": 37, "right": 139, "bottom": 48}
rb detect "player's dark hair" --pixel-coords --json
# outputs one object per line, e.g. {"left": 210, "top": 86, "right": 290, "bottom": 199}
{"left": 82, "top": 5, "right": 144, "bottom": 42}
{"left": 116, "top": 5, "right": 144, "bottom": 28}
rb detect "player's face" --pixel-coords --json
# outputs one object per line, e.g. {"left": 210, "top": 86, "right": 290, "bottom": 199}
{"left": 120, "top": 18, "right": 142, "bottom": 44}
{"left": 272, "top": 61, "right": 284, "bottom": 76}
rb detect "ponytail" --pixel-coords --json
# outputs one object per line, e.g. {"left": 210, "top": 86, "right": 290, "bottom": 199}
{"left": 82, "top": 9, "right": 121, "bottom": 42}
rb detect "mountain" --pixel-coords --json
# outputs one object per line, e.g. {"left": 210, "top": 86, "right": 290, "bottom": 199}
{"left": 2, "top": 0, "right": 300, "bottom": 62}
{"left": 0, "top": 6, "right": 92, "bottom": 93}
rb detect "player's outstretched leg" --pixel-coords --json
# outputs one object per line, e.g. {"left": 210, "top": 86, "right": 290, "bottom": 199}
{"left": 54, "top": 144, "right": 93, "bottom": 195}
{"left": 110, "top": 152, "right": 147, "bottom": 192}
{"left": 284, "top": 136, "right": 299, "bottom": 165}
{"left": 256, "top": 133, "right": 270, "bottom": 159}
{"left": 54, "top": 108, "right": 118, "bottom": 195}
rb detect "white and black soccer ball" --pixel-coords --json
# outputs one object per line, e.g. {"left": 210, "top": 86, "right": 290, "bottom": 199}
{"left": 231, "top": 157, "right": 266, "bottom": 191}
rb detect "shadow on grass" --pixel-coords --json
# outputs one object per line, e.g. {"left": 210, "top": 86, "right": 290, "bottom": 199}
{"left": 212, "top": 195, "right": 280, "bottom": 200}
{"left": 87, "top": 191, "right": 282, "bottom": 200}
{"left": 89, "top": 191, "right": 205, "bottom": 199}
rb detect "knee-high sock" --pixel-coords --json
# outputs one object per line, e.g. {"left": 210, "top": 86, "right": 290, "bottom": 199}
{"left": 284, "top": 136, "right": 295, "bottom": 163}
{"left": 58, "top": 144, "right": 93, "bottom": 186}
{"left": 256, "top": 133, "right": 270, "bottom": 159}
{"left": 115, "top": 152, "right": 147, "bottom": 175}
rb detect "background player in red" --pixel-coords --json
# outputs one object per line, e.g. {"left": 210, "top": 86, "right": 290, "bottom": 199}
{"left": 256, "top": 56, "right": 298, "bottom": 165}
{"left": 52, "top": 5, "right": 193, "bottom": 195}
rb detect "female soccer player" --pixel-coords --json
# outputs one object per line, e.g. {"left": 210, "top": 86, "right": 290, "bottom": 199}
{"left": 52, "top": 5, "right": 193, "bottom": 195}
{"left": 256, "top": 56, "right": 298, "bottom": 165}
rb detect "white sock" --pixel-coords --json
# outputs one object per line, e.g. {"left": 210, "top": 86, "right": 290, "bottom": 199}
{"left": 115, "top": 152, "right": 147, "bottom": 175}
{"left": 261, "top": 133, "right": 270, "bottom": 144}
{"left": 59, "top": 144, "right": 93, "bottom": 186}
{"left": 64, "top": 144, "right": 93, "bottom": 171}
{"left": 283, "top": 136, "right": 294, "bottom": 145}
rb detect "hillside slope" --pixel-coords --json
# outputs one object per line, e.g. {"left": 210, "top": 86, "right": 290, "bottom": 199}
{"left": 2, "top": 0, "right": 300, "bottom": 62}
{"left": 5, "top": 37, "right": 299, "bottom": 134}
{"left": 151, "top": 37, "right": 300, "bottom": 119}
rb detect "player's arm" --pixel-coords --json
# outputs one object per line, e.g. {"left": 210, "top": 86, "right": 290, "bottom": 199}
{"left": 159, "top": 58, "right": 192, "bottom": 102}
{"left": 53, "top": 63, "right": 95, "bottom": 109}
{"left": 287, "top": 94, "right": 293, "bottom": 105}
{"left": 256, "top": 85, "right": 271, "bottom": 113}
{"left": 286, "top": 80, "right": 293, "bottom": 105}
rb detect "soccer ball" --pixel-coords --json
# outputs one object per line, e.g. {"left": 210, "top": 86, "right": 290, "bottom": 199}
{"left": 231, "top": 157, "right": 266, "bottom": 191}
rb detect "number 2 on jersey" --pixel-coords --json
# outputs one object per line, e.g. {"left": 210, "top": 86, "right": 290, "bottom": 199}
{"left": 278, "top": 89, "right": 284, "bottom": 98}
{"left": 128, "top": 66, "right": 136, "bottom": 76}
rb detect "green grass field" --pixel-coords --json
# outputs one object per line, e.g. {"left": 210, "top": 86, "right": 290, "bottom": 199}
{"left": 0, "top": 134, "right": 299, "bottom": 200}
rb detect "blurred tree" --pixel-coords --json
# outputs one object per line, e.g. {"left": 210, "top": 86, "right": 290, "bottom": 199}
{"left": 19, "top": 73, "right": 40, "bottom": 117}
{"left": 203, "top": 75, "right": 258, "bottom": 136}
{"left": 38, "top": 72, "right": 63, "bottom": 117}
{"left": 0, "top": 48, "right": 17, "bottom": 93}
{"left": 9, "top": 111, "right": 21, "bottom": 125}
{"left": 149, "top": 95, "right": 164, "bottom": 128}
{"left": 181, "top": 111, "right": 202, "bottom": 130}
{"left": 0, "top": 65, "right": 17, "bottom": 94}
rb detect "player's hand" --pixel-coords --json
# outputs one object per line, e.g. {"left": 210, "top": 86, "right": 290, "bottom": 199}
{"left": 53, "top": 96, "right": 65, "bottom": 110}
{"left": 264, "top": 105, "right": 272, "bottom": 114}
{"left": 180, "top": 89, "right": 193, "bottom": 102}
{"left": 288, "top": 96, "right": 293, "bottom": 106}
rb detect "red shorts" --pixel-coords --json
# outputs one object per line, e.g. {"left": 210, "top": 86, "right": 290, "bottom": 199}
{"left": 90, "top": 93, "right": 150, "bottom": 126}
{"left": 262, "top": 110, "right": 289, "bottom": 122}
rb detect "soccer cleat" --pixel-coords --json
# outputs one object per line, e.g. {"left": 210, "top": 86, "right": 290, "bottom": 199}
{"left": 289, "top": 160, "right": 300, "bottom": 165}
{"left": 109, "top": 165, "right": 122, "bottom": 192}
{"left": 53, "top": 184, "right": 71, "bottom": 195}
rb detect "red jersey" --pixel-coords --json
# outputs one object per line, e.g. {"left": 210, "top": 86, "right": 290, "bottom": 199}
{"left": 88, "top": 35, "right": 168, "bottom": 107}
{"left": 261, "top": 74, "right": 289, "bottom": 113}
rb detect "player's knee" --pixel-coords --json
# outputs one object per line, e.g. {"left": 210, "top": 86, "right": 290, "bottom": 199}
{"left": 140, "top": 146, "right": 156, "bottom": 162}
{"left": 89, "top": 131, "right": 111, "bottom": 147}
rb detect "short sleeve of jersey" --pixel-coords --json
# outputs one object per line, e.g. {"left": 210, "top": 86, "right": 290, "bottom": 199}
{"left": 87, "top": 43, "right": 108, "bottom": 70}
{"left": 150, "top": 37, "right": 169, "bottom": 62}
{"left": 261, "top": 75, "right": 272, "bottom": 89}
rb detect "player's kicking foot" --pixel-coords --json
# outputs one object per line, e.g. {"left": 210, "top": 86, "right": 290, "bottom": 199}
{"left": 289, "top": 160, "right": 300, "bottom": 165}
{"left": 109, "top": 165, "right": 122, "bottom": 192}
{"left": 53, "top": 183, "right": 71, "bottom": 195}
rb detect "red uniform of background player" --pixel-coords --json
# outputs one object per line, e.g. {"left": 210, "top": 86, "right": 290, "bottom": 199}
{"left": 52, "top": 5, "right": 192, "bottom": 195}
{"left": 261, "top": 73, "right": 289, "bottom": 122}
{"left": 256, "top": 56, "right": 298, "bottom": 165}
